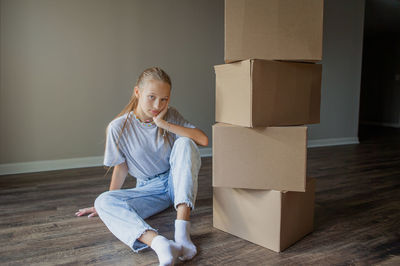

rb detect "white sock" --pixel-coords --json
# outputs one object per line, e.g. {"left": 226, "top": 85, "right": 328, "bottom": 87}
{"left": 150, "top": 235, "right": 182, "bottom": 266}
{"left": 174, "top": 219, "right": 197, "bottom": 261}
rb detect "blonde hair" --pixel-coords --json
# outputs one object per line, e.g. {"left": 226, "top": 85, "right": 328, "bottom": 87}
{"left": 103, "top": 67, "right": 173, "bottom": 178}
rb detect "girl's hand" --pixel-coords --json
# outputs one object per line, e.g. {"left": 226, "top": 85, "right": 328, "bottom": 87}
{"left": 75, "top": 207, "right": 98, "bottom": 218}
{"left": 153, "top": 104, "right": 169, "bottom": 128}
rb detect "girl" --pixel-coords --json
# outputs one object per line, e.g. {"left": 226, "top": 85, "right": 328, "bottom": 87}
{"left": 75, "top": 67, "right": 208, "bottom": 266}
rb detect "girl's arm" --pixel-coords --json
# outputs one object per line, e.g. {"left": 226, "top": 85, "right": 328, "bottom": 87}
{"left": 75, "top": 160, "right": 128, "bottom": 218}
{"left": 161, "top": 121, "right": 209, "bottom": 147}
{"left": 109, "top": 161, "right": 129, "bottom": 190}
{"left": 153, "top": 105, "right": 209, "bottom": 146}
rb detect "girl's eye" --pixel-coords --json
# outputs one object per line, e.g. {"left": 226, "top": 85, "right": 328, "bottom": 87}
{"left": 162, "top": 99, "right": 168, "bottom": 102}
{"left": 148, "top": 95, "right": 155, "bottom": 100}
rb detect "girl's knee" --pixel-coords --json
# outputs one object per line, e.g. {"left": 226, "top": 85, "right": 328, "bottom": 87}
{"left": 94, "top": 191, "right": 113, "bottom": 212}
{"left": 171, "top": 137, "right": 201, "bottom": 169}
{"left": 175, "top": 137, "right": 196, "bottom": 147}
{"left": 174, "top": 137, "right": 199, "bottom": 155}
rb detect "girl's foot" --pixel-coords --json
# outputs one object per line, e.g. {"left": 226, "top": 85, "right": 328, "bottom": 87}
{"left": 151, "top": 235, "right": 182, "bottom": 266}
{"left": 175, "top": 219, "right": 197, "bottom": 260}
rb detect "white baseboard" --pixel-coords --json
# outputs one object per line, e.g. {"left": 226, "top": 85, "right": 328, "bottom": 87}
{"left": 0, "top": 156, "right": 104, "bottom": 176}
{"left": 199, "top": 147, "right": 212, "bottom": 157}
{"left": 307, "top": 137, "right": 359, "bottom": 148}
{"left": 0, "top": 140, "right": 360, "bottom": 176}
{"left": 0, "top": 140, "right": 361, "bottom": 175}
{"left": 0, "top": 147, "right": 213, "bottom": 176}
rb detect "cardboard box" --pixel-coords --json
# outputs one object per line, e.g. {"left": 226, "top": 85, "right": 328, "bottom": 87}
{"left": 213, "top": 178, "right": 315, "bottom": 252}
{"left": 215, "top": 59, "right": 322, "bottom": 127}
{"left": 213, "top": 123, "right": 307, "bottom": 192}
{"left": 225, "top": 0, "right": 324, "bottom": 63}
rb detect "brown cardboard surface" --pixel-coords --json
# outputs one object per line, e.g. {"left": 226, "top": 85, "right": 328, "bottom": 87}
{"left": 213, "top": 178, "right": 315, "bottom": 252}
{"left": 280, "top": 179, "right": 315, "bottom": 250}
{"left": 212, "top": 123, "right": 307, "bottom": 191}
{"left": 214, "top": 59, "right": 322, "bottom": 127}
{"left": 225, "top": 0, "right": 324, "bottom": 62}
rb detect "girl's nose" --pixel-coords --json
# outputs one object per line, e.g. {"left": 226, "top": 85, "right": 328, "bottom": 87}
{"left": 154, "top": 100, "right": 161, "bottom": 110}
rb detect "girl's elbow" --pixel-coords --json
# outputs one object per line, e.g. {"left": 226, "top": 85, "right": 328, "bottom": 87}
{"left": 201, "top": 135, "right": 209, "bottom": 147}
{"left": 194, "top": 129, "right": 208, "bottom": 146}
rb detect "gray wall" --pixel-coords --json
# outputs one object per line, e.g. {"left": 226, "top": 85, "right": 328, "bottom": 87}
{"left": 308, "top": 0, "right": 365, "bottom": 144}
{"left": 0, "top": 0, "right": 366, "bottom": 173}
{"left": 0, "top": 0, "right": 223, "bottom": 165}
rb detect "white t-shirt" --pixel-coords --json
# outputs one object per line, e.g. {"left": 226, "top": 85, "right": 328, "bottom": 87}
{"left": 103, "top": 106, "right": 196, "bottom": 180}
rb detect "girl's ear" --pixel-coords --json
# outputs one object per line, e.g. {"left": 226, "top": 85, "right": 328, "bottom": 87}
{"left": 134, "top": 86, "right": 140, "bottom": 98}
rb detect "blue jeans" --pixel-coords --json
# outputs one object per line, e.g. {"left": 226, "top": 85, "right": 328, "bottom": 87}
{"left": 94, "top": 137, "right": 201, "bottom": 252}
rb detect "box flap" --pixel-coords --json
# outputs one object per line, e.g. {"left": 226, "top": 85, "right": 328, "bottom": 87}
{"left": 249, "top": 59, "right": 254, "bottom": 127}
{"left": 280, "top": 178, "right": 315, "bottom": 250}
{"left": 251, "top": 60, "right": 322, "bottom": 126}
{"left": 215, "top": 60, "right": 252, "bottom": 127}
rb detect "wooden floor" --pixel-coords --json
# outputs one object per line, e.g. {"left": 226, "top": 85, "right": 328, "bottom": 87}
{"left": 0, "top": 125, "right": 399, "bottom": 265}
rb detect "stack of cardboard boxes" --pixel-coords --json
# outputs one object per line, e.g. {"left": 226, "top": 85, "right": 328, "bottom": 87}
{"left": 212, "top": 0, "right": 324, "bottom": 252}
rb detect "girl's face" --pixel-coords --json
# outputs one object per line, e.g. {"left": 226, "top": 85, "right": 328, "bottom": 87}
{"left": 134, "top": 79, "right": 171, "bottom": 121}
